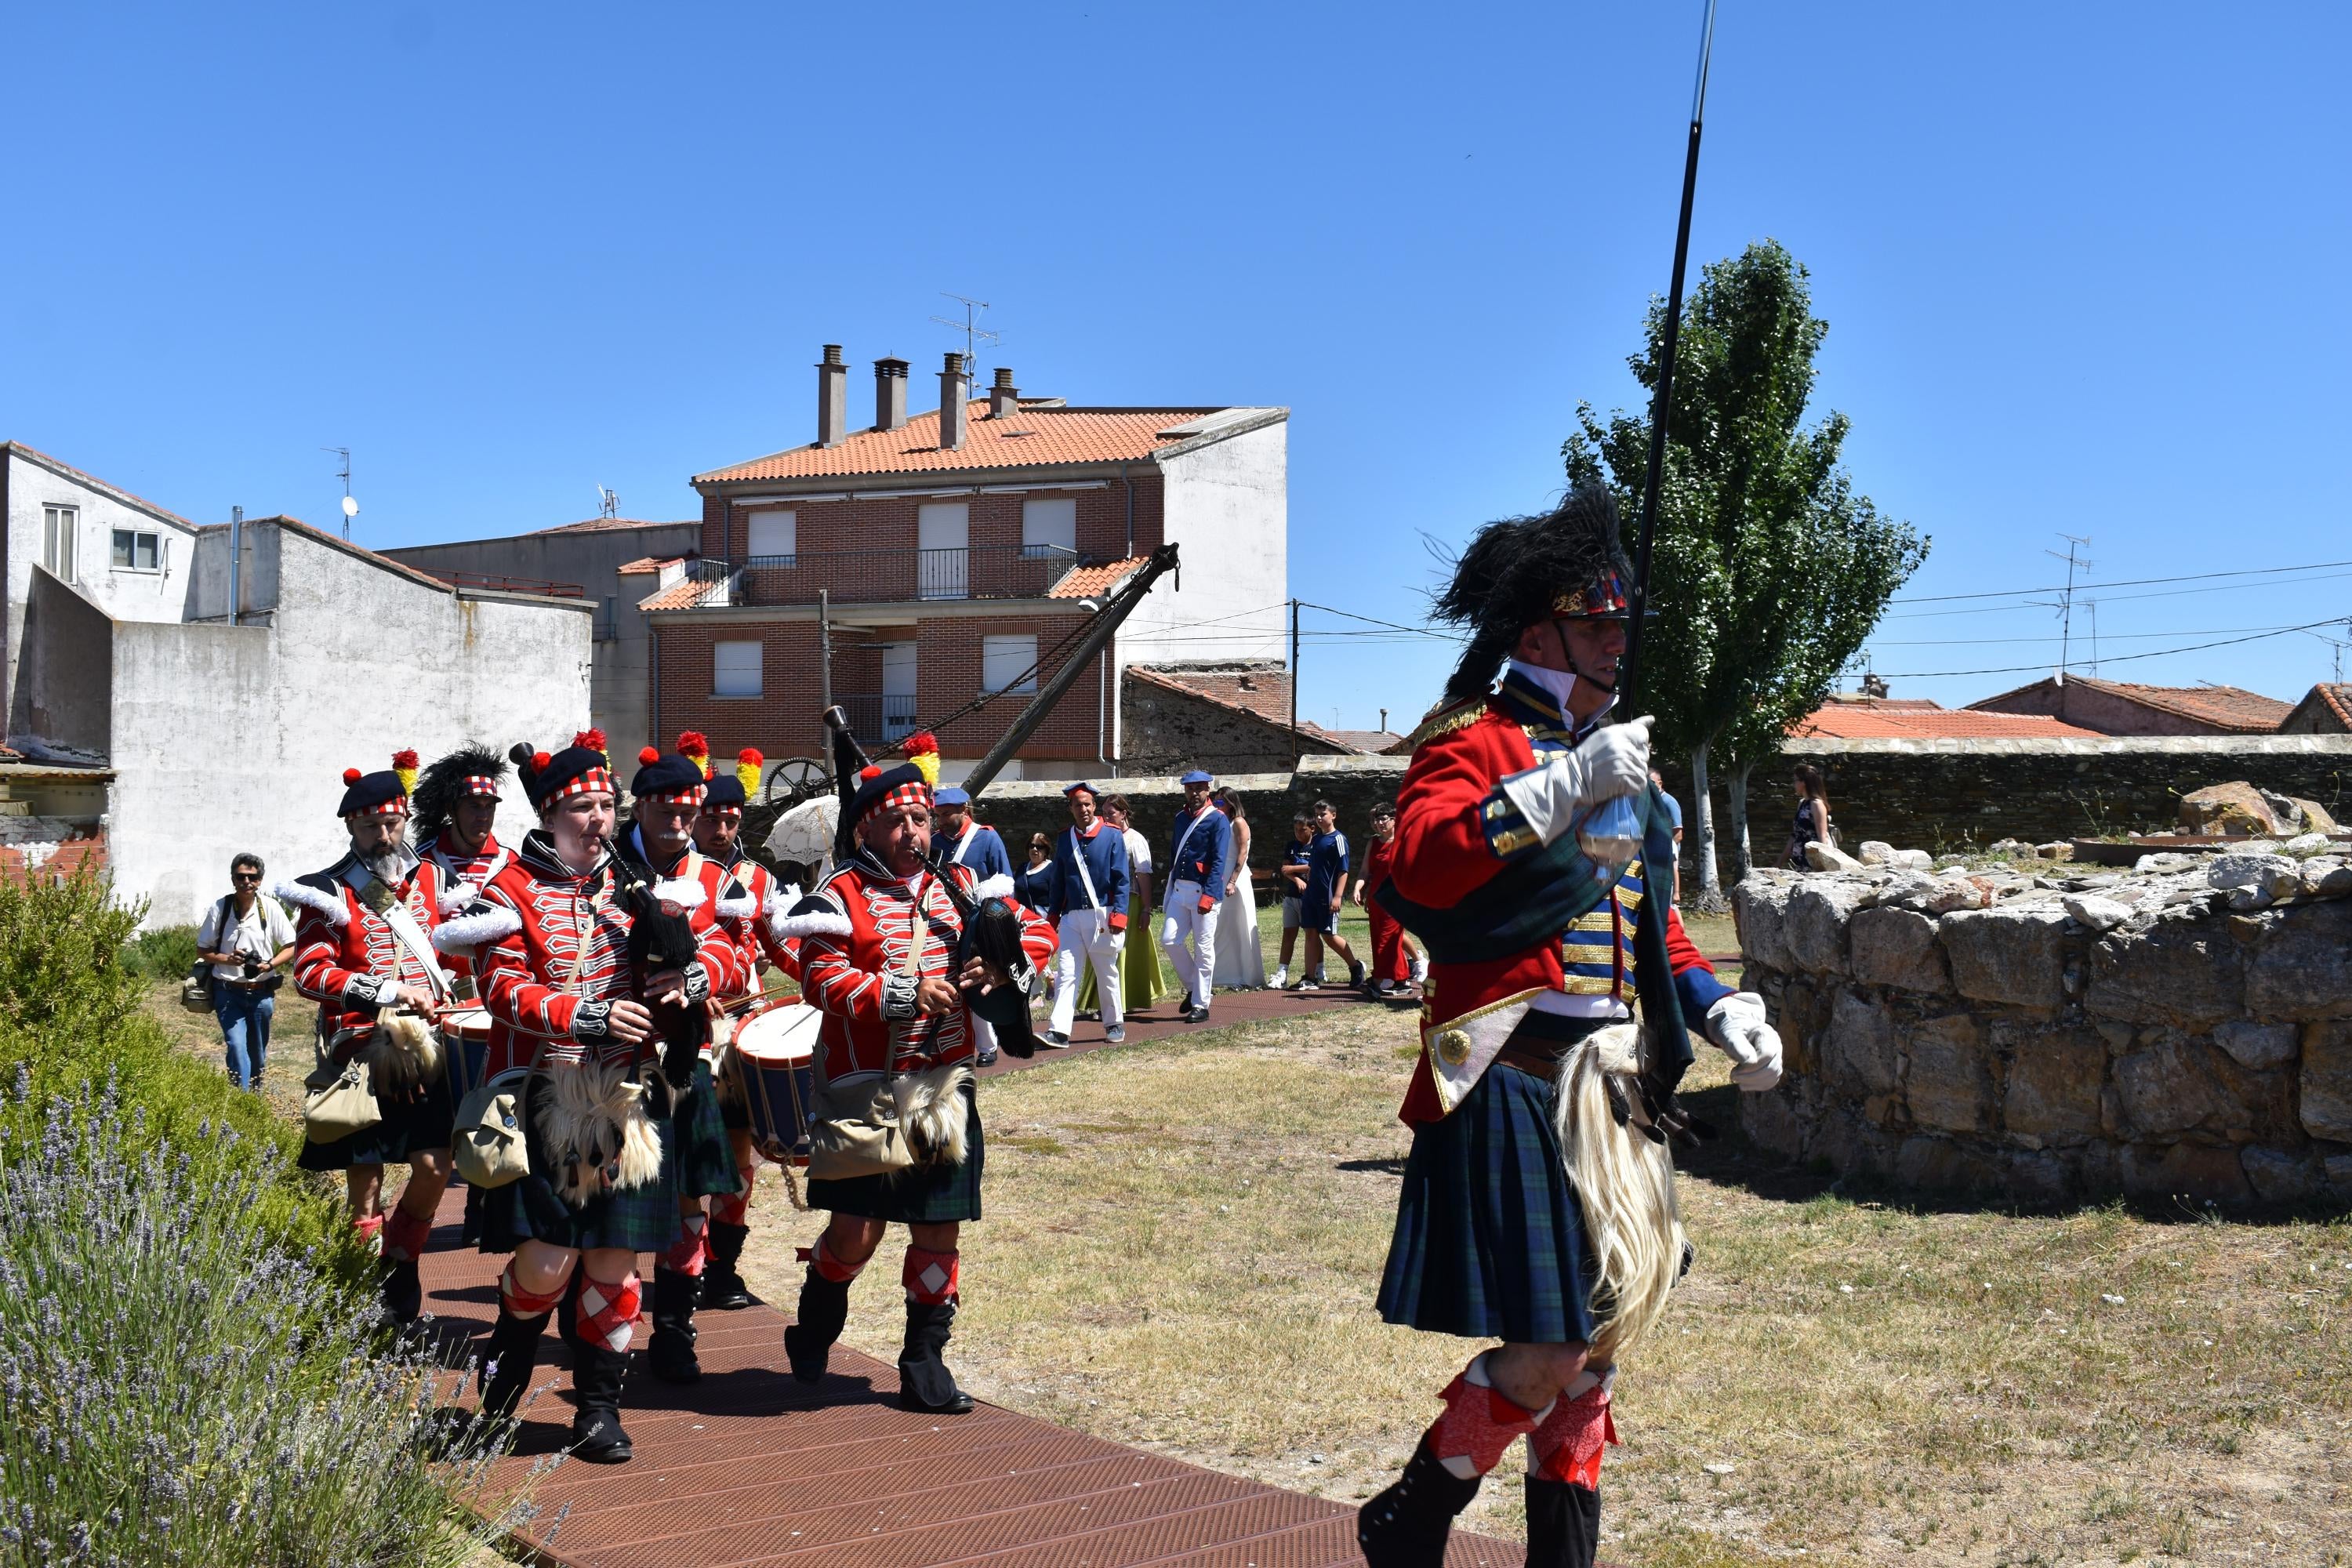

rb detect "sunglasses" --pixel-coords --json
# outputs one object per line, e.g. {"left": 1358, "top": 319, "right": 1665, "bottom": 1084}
{"left": 232, "top": 872, "right": 260, "bottom": 882}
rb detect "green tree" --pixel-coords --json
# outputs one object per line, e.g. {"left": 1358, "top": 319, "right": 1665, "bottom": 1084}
{"left": 1565, "top": 238, "right": 1927, "bottom": 898}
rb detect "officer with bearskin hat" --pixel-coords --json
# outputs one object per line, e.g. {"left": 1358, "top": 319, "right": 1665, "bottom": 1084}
{"left": 779, "top": 734, "right": 1054, "bottom": 1414}
{"left": 1356, "top": 488, "right": 1785, "bottom": 1568}
{"left": 277, "top": 750, "right": 458, "bottom": 1325}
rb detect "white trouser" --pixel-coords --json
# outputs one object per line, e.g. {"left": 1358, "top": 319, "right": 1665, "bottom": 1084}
{"left": 1160, "top": 880, "right": 1219, "bottom": 1007}
{"left": 970, "top": 1015, "right": 996, "bottom": 1057}
{"left": 1049, "top": 906, "right": 1123, "bottom": 1036}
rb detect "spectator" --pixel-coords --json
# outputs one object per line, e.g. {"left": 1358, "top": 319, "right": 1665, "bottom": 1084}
{"left": 1295, "top": 799, "right": 1364, "bottom": 989}
{"left": 1352, "top": 803, "right": 1421, "bottom": 995}
{"left": 1268, "top": 811, "right": 1314, "bottom": 989}
{"left": 1043, "top": 782, "right": 1131, "bottom": 1047}
{"left": 1016, "top": 831, "right": 1057, "bottom": 909}
{"left": 1784, "top": 764, "right": 1835, "bottom": 869}
{"left": 1080, "top": 795, "right": 1167, "bottom": 1016}
{"left": 196, "top": 852, "right": 296, "bottom": 1090}
{"left": 1651, "top": 766, "right": 1684, "bottom": 903}
{"left": 1210, "top": 790, "right": 1266, "bottom": 989}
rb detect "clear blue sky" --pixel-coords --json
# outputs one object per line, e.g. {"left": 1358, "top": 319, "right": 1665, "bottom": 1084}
{"left": 9, "top": 3, "right": 2348, "bottom": 731}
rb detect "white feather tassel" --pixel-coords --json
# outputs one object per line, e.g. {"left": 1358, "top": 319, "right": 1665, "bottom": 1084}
{"left": 270, "top": 879, "right": 348, "bottom": 924}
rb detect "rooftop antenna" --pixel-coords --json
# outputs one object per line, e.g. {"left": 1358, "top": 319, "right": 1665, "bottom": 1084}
{"left": 929, "top": 293, "right": 1000, "bottom": 383}
{"left": 596, "top": 485, "right": 619, "bottom": 521}
{"left": 323, "top": 447, "right": 358, "bottom": 540}
{"left": 2045, "top": 533, "right": 2092, "bottom": 687}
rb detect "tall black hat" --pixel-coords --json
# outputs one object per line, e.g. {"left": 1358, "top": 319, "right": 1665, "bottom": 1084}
{"left": 1432, "top": 485, "right": 1638, "bottom": 705}
{"left": 510, "top": 730, "right": 615, "bottom": 810}
{"left": 411, "top": 743, "right": 507, "bottom": 840}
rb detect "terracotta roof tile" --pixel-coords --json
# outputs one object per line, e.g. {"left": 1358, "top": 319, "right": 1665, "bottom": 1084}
{"left": 694, "top": 405, "right": 1283, "bottom": 485}
{"left": 1127, "top": 666, "right": 1294, "bottom": 728}
{"left": 1792, "top": 700, "right": 2100, "bottom": 739}
{"left": 533, "top": 517, "right": 697, "bottom": 535}
{"left": 1047, "top": 557, "right": 1146, "bottom": 599}
{"left": 2286, "top": 681, "right": 2352, "bottom": 731}
{"left": 1968, "top": 676, "right": 2291, "bottom": 733}
{"left": 1320, "top": 728, "right": 1407, "bottom": 753}
{"left": 2318, "top": 683, "right": 2352, "bottom": 728}
{"left": 637, "top": 572, "right": 731, "bottom": 612}
{"left": 615, "top": 556, "right": 683, "bottom": 575}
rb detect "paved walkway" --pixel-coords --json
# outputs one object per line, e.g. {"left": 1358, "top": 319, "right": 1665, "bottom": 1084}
{"left": 421, "top": 982, "right": 1526, "bottom": 1568}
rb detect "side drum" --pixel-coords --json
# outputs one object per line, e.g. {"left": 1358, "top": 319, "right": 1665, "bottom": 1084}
{"left": 730, "top": 999, "right": 822, "bottom": 1167}
{"left": 441, "top": 1006, "right": 495, "bottom": 1104}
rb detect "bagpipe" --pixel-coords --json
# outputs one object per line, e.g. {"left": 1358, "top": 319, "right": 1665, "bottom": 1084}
{"left": 598, "top": 851, "right": 705, "bottom": 1091}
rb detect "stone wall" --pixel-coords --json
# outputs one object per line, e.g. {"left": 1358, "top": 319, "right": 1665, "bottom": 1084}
{"left": 1732, "top": 853, "right": 2352, "bottom": 1209}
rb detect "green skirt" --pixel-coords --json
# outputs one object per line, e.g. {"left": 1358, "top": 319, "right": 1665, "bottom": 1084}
{"left": 1078, "top": 891, "right": 1165, "bottom": 1011}
{"left": 805, "top": 1084, "right": 982, "bottom": 1225}
{"left": 476, "top": 1066, "right": 683, "bottom": 1255}
{"left": 674, "top": 1060, "right": 744, "bottom": 1198}
{"left": 297, "top": 1071, "right": 456, "bottom": 1171}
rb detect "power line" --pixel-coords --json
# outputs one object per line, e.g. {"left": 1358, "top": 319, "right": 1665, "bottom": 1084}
{"left": 1890, "top": 554, "right": 2352, "bottom": 606}
{"left": 1875, "top": 615, "right": 2351, "bottom": 679}
{"left": 1888, "top": 566, "right": 2352, "bottom": 619}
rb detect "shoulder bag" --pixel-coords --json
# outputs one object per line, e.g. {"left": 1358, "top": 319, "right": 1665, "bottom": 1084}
{"left": 452, "top": 892, "right": 586, "bottom": 1189}
{"left": 806, "top": 884, "right": 931, "bottom": 1181}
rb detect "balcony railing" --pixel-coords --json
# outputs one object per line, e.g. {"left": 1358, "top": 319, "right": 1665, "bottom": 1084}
{"left": 834, "top": 692, "right": 921, "bottom": 746}
{"left": 739, "top": 544, "right": 1083, "bottom": 607}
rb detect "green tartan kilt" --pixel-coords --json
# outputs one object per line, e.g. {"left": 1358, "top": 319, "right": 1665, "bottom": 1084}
{"left": 297, "top": 1070, "right": 455, "bottom": 1171}
{"left": 805, "top": 1083, "right": 983, "bottom": 1225}
{"left": 674, "top": 1060, "right": 744, "bottom": 1198}
{"left": 476, "top": 1066, "right": 682, "bottom": 1256}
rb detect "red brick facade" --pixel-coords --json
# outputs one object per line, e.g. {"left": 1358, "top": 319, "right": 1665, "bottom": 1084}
{"left": 0, "top": 832, "right": 107, "bottom": 885}
{"left": 699, "top": 477, "right": 1163, "bottom": 585}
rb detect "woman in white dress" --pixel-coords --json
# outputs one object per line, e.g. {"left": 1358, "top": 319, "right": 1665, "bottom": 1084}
{"left": 1210, "top": 791, "right": 1266, "bottom": 989}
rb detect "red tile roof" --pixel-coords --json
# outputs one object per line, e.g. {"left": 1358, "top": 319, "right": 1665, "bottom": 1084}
{"left": 534, "top": 517, "right": 697, "bottom": 535}
{"left": 1127, "top": 666, "right": 1294, "bottom": 728}
{"left": 1319, "top": 728, "right": 1408, "bottom": 753}
{"left": 638, "top": 574, "right": 724, "bottom": 612}
{"left": 2285, "top": 682, "right": 2352, "bottom": 732}
{"left": 694, "top": 405, "right": 1283, "bottom": 485}
{"left": 1047, "top": 557, "right": 1146, "bottom": 600}
{"left": 1792, "top": 699, "right": 2100, "bottom": 739}
{"left": 616, "top": 556, "right": 684, "bottom": 575}
{"left": 1968, "top": 676, "right": 2292, "bottom": 734}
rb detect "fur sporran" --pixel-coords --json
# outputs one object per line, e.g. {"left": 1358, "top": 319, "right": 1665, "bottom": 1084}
{"left": 895, "top": 1061, "right": 972, "bottom": 1171}
{"left": 1552, "top": 1022, "right": 1686, "bottom": 1363}
{"left": 359, "top": 1011, "right": 443, "bottom": 1093}
{"left": 532, "top": 1056, "right": 664, "bottom": 1207}
{"left": 806, "top": 1061, "right": 974, "bottom": 1181}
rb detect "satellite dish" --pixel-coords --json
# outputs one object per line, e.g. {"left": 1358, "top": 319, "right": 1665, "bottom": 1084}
{"left": 342, "top": 495, "right": 361, "bottom": 518}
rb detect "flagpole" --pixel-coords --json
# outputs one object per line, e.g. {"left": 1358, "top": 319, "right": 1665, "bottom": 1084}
{"left": 1616, "top": 0, "right": 1719, "bottom": 712}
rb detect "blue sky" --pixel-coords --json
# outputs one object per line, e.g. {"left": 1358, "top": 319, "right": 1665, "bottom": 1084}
{"left": 9, "top": 2, "right": 2348, "bottom": 731}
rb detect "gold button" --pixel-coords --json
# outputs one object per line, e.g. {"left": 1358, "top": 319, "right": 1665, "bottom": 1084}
{"left": 1436, "top": 1029, "right": 1472, "bottom": 1067}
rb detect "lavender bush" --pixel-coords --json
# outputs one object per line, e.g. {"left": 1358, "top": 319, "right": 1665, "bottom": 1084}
{"left": 0, "top": 1074, "right": 557, "bottom": 1567}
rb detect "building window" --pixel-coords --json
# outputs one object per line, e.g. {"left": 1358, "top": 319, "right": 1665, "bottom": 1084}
{"left": 917, "top": 502, "right": 969, "bottom": 599}
{"left": 42, "top": 505, "right": 77, "bottom": 583}
{"left": 713, "top": 640, "right": 763, "bottom": 697}
{"left": 981, "top": 634, "right": 1038, "bottom": 695}
{"left": 881, "top": 641, "right": 918, "bottom": 739}
{"left": 746, "top": 509, "right": 796, "bottom": 565}
{"left": 111, "top": 528, "right": 162, "bottom": 572}
{"left": 1021, "top": 497, "right": 1076, "bottom": 558}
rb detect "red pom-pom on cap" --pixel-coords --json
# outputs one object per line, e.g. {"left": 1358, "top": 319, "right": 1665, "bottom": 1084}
{"left": 573, "top": 728, "right": 607, "bottom": 753}
{"left": 533, "top": 750, "right": 553, "bottom": 771}
{"left": 343, "top": 768, "right": 364, "bottom": 786}
{"left": 859, "top": 764, "right": 882, "bottom": 781}
{"left": 676, "top": 730, "right": 709, "bottom": 755}
{"left": 391, "top": 748, "right": 419, "bottom": 770}
{"left": 639, "top": 746, "right": 662, "bottom": 766}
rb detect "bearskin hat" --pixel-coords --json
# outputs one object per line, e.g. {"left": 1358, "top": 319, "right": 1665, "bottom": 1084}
{"left": 411, "top": 742, "right": 508, "bottom": 840}
{"left": 1432, "top": 484, "right": 1635, "bottom": 705}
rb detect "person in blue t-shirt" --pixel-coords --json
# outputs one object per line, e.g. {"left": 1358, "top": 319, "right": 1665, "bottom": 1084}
{"left": 1269, "top": 811, "right": 1314, "bottom": 989}
{"left": 1294, "top": 798, "right": 1365, "bottom": 990}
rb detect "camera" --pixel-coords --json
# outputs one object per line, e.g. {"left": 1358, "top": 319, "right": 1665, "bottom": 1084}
{"left": 241, "top": 956, "right": 263, "bottom": 979}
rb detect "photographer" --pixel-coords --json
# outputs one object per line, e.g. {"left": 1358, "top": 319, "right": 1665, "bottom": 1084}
{"left": 196, "top": 852, "right": 295, "bottom": 1091}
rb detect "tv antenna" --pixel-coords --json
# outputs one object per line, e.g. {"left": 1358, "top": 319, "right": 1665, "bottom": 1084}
{"left": 596, "top": 485, "right": 619, "bottom": 521}
{"left": 323, "top": 448, "right": 358, "bottom": 539}
{"left": 929, "top": 293, "right": 1000, "bottom": 379}
{"left": 2045, "top": 533, "right": 2092, "bottom": 686}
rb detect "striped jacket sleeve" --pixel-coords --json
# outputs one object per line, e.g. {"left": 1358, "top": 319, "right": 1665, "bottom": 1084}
{"left": 799, "top": 891, "right": 884, "bottom": 1022}
{"left": 475, "top": 886, "right": 584, "bottom": 1044}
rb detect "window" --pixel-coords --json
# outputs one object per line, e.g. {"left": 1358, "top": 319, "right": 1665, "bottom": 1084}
{"left": 746, "top": 509, "right": 796, "bottom": 564}
{"left": 42, "top": 505, "right": 77, "bottom": 583}
{"left": 881, "top": 641, "right": 918, "bottom": 739}
{"left": 111, "top": 528, "right": 162, "bottom": 571}
{"left": 981, "top": 634, "right": 1038, "bottom": 695}
{"left": 713, "top": 640, "right": 763, "bottom": 697}
{"left": 917, "top": 502, "right": 968, "bottom": 598}
{"left": 1021, "top": 497, "right": 1076, "bottom": 558}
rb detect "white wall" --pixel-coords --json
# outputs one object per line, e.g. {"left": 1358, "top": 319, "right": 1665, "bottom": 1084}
{"left": 107, "top": 521, "right": 591, "bottom": 927}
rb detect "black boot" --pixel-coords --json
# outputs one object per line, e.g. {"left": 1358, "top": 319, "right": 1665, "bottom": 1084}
{"left": 700, "top": 1220, "right": 754, "bottom": 1310}
{"left": 1357, "top": 1436, "right": 1482, "bottom": 1568}
{"left": 1523, "top": 1477, "right": 1600, "bottom": 1568}
{"left": 460, "top": 1182, "right": 485, "bottom": 1247}
{"left": 897, "top": 1298, "right": 975, "bottom": 1415}
{"left": 783, "top": 1267, "right": 851, "bottom": 1385}
{"left": 648, "top": 1267, "right": 702, "bottom": 1384}
{"left": 477, "top": 1308, "right": 550, "bottom": 1425}
{"left": 566, "top": 1335, "right": 633, "bottom": 1464}
{"left": 379, "top": 1258, "right": 423, "bottom": 1326}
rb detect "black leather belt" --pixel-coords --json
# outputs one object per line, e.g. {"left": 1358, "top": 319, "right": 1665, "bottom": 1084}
{"left": 1492, "top": 1011, "right": 1607, "bottom": 1079}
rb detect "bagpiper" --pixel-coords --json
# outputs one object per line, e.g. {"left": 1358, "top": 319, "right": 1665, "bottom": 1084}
{"left": 1358, "top": 488, "right": 1785, "bottom": 1568}
{"left": 780, "top": 734, "right": 1054, "bottom": 1414}
{"left": 276, "top": 750, "right": 457, "bottom": 1326}
{"left": 691, "top": 741, "right": 802, "bottom": 1311}
{"left": 434, "top": 730, "right": 742, "bottom": 1463}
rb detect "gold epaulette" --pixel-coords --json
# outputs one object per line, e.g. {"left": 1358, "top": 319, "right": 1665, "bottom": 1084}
{"left": 1403, "top": 695, "right": 1491, "bottom": 750}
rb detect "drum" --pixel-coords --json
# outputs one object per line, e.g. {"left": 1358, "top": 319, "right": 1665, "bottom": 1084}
{"left": 730, "top": 999, "right": 822, "bottom": 1166}
{"left": 440, "top": 1006, "right": 494, "bottom": 1104}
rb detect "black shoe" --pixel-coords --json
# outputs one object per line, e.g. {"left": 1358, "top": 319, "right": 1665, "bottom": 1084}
{"left": 975, "top": 1047, "right": 1000, "bottom": 1067}
{"left": 1523, "top": 1476, "right": 1601, "bottom": 1568}
{"left": 700, "top": 1220, "right": 755, "bottom": 1311}
{"left": 567, "top": 1338, "right": 633, "bottom": 1464}
{"left": 784, "top": 1267, "right": 851, "bottom": 1385}
{"left": 476, "top": 1307, "right": 551, "bottom": 1425}
{"left": 379, "top": 1258, "right": 423, "bottom": 1327}
{"left": 897, "top": 1298, "right": 975, "bottom": 1414}
{"left": 1184, "top": 1005, "right": 1210, "bottom": 1023}
{"left": 648, "top": 1268, "right": 702, "bottom": 1385}
{"left": 1357, "top": 1436, "right": 1481, "bottom": 1568}
{"left": 459, "top": 1184, "right": 485, "bottom": 1247}
{"left": 1349, "top": 960, "right": 1367, "bottom": 988}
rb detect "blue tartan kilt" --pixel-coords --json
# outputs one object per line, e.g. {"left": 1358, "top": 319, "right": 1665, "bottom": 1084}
{"left": 297, "top": 1070, "right": 456, "bottom": 1171}
{"left": 806, "top": 1083, "right": 982, "bottom": 1226}
{"left": 1376, "top": 1060, "right": 1601, "bottom": 1345}
{"left": 674, "top": 1061, "right": 744, "bottom": 1199}
{"left": 475, "top": 1069, "right": 682, "bottom": 1257}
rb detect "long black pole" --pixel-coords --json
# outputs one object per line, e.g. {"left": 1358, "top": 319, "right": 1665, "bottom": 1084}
{"left": 1616, "top": 0, "right": 1718, "bottom": 714}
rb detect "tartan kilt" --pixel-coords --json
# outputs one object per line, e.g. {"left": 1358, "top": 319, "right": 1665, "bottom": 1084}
{"left": 806, "top": 1083, "right": 983, "bottom": 1225}
{"left": 297, "top": 1072, "right": 455, "bottom": 1171}
{"left": 674, "top": 1061, "right": 744, "bottom": 1199}
{"left": 1376, "top": 1059, "right": 1600, "bottom": 1345}
{"left": 474, "top": 1067, "right": 681, "bottom": 1256}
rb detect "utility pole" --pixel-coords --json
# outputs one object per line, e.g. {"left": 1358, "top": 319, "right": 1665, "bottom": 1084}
{"left": 1289, "top": 598, "right": 1301, "bottom": 764}
{"left": 2045, "top": 533, "right": 2092, "bottom": 690}
{"left": 818, "top": 589, "right": 833, "bottom": 717}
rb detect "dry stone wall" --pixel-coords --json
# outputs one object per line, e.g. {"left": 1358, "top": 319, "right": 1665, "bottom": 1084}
{"left": 1732, "top": 848, "right": 2352, "bottom": 1209}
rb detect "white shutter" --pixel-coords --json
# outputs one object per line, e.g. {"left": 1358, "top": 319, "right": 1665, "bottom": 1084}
{"left": 713, "top": 640, "right": 763, "bottom": 697}
{"left": 1020, "top": 497, "right": 1077, "bottom": 557}
{"left": 981, "top": 634, "right": 1038, "bottom": 695}
{"left": 918, "top": 503, "right": 969, "bottom": 599}
{"left": 746, "top": 510, "right": 797, "bottom": 562}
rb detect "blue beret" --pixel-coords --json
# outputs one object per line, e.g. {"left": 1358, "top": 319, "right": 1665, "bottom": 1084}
{"left": 933, "top": 786, "right": 971, "bottom": 807}
{"left": 1062, "top": 781, "right": 1098, "bottom": 798}
{"left": 1179, "top": 770, "right": 1214, "bottom": 786}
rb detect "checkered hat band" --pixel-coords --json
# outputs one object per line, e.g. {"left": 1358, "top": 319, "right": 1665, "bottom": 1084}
{"left": 862, "top": 779, "right": 931, "bottom": 822}
{"left": 462, "top": 775, "right": 500, "bottom": 796}
{"left": 356, "top": 798, "right": 409, "bottom": 818}
{"left": 644, "top": 786, "right": 706, "bottom": 806}
{"left": 1552, "top": 570, "right": 1632, "bottom": 619}
{"left": 549, "top": 767, "right": 615, "bottom": 801}
{"left": 705, "top": 800, "right": 743, "bottom": 815}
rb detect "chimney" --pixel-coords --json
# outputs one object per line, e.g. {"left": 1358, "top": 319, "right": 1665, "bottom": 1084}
{"left": 938, "top": 352, "right": 969, "bottom": 450}
{"left": 989, "top": 365, "right": 1019, "bottom": 420}
{"left": 815, "top": 343, "right": 848, "bottom": 448}
{"left": 873, "top": 356, "right": 909, "bottom": 431}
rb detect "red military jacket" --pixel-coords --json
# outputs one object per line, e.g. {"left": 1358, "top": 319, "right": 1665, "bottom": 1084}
{"left": 418, "top": 828, "right": 511, "bottom": 988}
{"left": 448, "top": 830, "right": 742, "bottom": 1075}
{"left": 710, "top": 848, "right": 802, "bottom": 986}
{"left": 278, "top": 851, "right": 454, "bottom": 1050}
{"left": 1391, "top": 691, "right": 1722, "bottom": 1125}
{"left": 796, "top": 852, "right": 1054, "bottom": 1080}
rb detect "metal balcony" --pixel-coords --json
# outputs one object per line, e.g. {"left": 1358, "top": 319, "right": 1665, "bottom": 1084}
{"left": 834, "top": 692, "right": 921, "bottom": 746}
{"left": 739, "top": 543, "right": 1083, "bottom": 607}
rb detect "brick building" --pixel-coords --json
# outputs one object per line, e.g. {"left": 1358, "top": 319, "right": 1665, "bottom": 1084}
{"left": 2280, "top": 683, "right": 2352, "bottom": 735}
{"left": 647, "top": 347, "right": 1288, "bottom": 782}
{"left": 1965, "top": 675, "right": 2292, "bottom": 735}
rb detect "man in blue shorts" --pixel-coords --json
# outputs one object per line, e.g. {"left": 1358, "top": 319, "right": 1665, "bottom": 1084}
{"left": 1295, "top": 798, "right": 1365, "bottom": 990}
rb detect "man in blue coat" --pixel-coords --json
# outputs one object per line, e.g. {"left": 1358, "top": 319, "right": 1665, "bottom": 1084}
{"left": 1159, "top": 769, "right": 1232, "bottom": 1024}
{"left": 1044, "top": 782, "right": 1130, "bottom": 1048}
{"left": 935, "top": 785, "right": 1017, "bottom": 1063}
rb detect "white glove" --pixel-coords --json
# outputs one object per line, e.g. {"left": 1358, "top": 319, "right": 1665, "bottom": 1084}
{"left": 1494, "top": 715, "right": 1655, "bottom": 848}
{"left": 1706, "top": 991, "right": 1783, "bottom": 1092}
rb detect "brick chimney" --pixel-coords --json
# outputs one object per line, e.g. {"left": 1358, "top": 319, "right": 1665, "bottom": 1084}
{"left": 989, "top": 365, "right": 1019, "bottom": 419}
{"left": 815, "top": 344, "right": 848, "bottom": 448}
{"left": 938, "top": 352, "right": 969, "bottom": 450}
{"left": 874, "top": 356, "right": 909, "bottom": 431}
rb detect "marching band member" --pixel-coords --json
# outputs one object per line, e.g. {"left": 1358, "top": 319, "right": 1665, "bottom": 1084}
{"left": 276, "top": 750, "right": 456, "bottom": 1326}
{"left": 1357, "top": 489, "right": 1784, "bottom": 1568}
{"left": 1042, "top": 781, "right": 1130, "bottom": 1049}
{"left": 932, "top": 784, "right": 1011, "bottom": 1065}
{"left": 1160, "top": 769, "right": 1232, "bottom": 1024}
{"left": 438, "top": 730, "right": 739, "bottom": 1463}
{"left": 781, "top": 739, "right": 1053, "bottom": 1414}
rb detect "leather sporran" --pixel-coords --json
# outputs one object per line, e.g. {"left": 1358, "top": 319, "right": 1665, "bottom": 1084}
{"left": 453, "top": 1067, "right": 532, "bottom": 1189}
{"left": 806, "top": 1073, "right": 914, "bottom": 1181}
{"left": 301, "top": 1055, "right": 381, "bottom": 1143}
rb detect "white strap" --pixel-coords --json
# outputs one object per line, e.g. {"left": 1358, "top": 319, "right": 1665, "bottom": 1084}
{"left": 375, "top": 884, "right": 450, "bottom": 1004}
{"left": 1068, "top": 829, "right": 1102, "bottom": 911}
{"left": 1167, "top": 811, "right": 1211, "bottom": 907}
{"left": 953, "top": 822, "right": 979, "bottom": 865}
